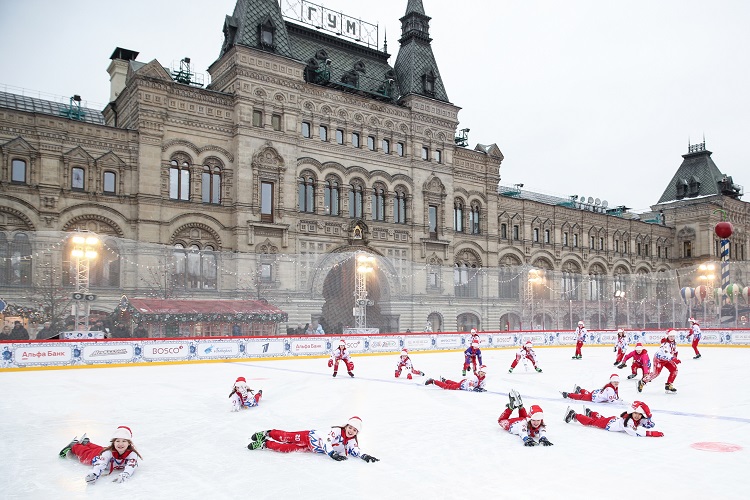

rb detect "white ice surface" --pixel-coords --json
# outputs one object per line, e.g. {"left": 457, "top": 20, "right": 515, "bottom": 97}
{"left": 1, "top": 346, "right": 748, "bottom": 499}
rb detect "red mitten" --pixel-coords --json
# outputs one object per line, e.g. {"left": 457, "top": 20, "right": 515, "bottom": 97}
{"left": 347, "top": 361, "right": 354, "bottom": 371}
{"left": 328, "top": 359, "right": 333, "bottom": 368}
{"left": 646, "top": 431, "right": 664, "bottom": 437}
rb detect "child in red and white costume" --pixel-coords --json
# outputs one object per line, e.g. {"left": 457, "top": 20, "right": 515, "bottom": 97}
{"left": 572, "top": 321, "right": 587, "bottom": 359}
{"left": 394, "top": 349, "right": 425, "bottom": 379}
{"left": 685, "top": 317, "right": 703, "bottom": 359}
{"left": 508, "top": 341, "right": 542, "bottom": 373}
{"left": 638, "top": 329, "right": 680, "bottom": 393}
{"left": 247, "top": 416, "right": 379, "bottom": 463}
{"left": 564, "top": 401, "right": 663, "bottom": 437}
{"left": 229, "top": 376, "right": 262, "bottom": 411}
{"left": 613, "top": 329, "right": 628, "bottom": 365}
{"left": 468, "top": 328, "right": 480, "bottom": 345}
{"left": 618, "top": 342, "right": 650, "bottom": 379}
{"left": 561, "top": 374, "right": 624, "bottom": 404}
{"left": 498, "top": 389, "right": 553, "bottom": 446}
{"left": 59, "top": 426, "right": 142, "bottom": 484}
{"left": 328, "top": 339, "right": 354, "bottom": 377}
{"left": 425, "top": 365, "right": 487, "bottom": 392}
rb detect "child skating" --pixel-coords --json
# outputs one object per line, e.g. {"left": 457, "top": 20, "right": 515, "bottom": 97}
{"left": 59, "top": 426, "right": 142, "bottom": 484}
{"left": 498, "top": 389, "right": 553, "bottom": 446}
{"left": 425, "top": 365, "right": 487, "bottom": 392}
{"left": 508, "top": 340, "right": 542, "bottom": 373}
{"left": 229, "top": 376, "right": 262, "bottom": 411}
{"left": 329, "top": 339, "right": 354, "bottom": 377}
{"left": 395, "top": 349, "right": 425, "bottom": 379}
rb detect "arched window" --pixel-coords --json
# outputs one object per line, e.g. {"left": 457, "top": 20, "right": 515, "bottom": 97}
{"left": 11, "top": 159, "right": 27, "bottom": 183}
{"left": 324, "top": 178, "right": 340, "bottom": 215}
{"left": 371, "top": 184, "right": 385, "bottom": 221}
{"left": 298, "top": 174, "right": 315, "bottom": 213}
{"left": 202, "top": 163, "right": 222, "bottom": 204}
{"left": 71, "top": 167, "right": 85, "bottom": 190}
{"left": 170, "top": 159, "right": 191, "bottom": 200}
{"left": 349, "top": 182, "right": 364, "bottom": 218}
{"left": 498, "top": 262, "right": 520, "bottom": 299}
{"left": 172, "top": 242, "right": 217, "bottom": 290}
{"left": 0, "top": 232, "right": 32, "bottom": 285}
{"left": 469, "top": 202, "right": 481, "bottom": 234}
{"left": 453, "top": 200, "right": 464, "bottom": 232}
{"left": 393, "top": 188, "right": 407, "bottom": 224}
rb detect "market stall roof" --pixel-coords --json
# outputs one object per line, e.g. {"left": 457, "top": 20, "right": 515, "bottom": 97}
{"left": 114, "top": 297, "right": 288, "bottom": 322}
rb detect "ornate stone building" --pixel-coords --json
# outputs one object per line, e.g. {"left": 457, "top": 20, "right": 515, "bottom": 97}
{"left": 1, "top": 0, "right": 748, "bottom": 334}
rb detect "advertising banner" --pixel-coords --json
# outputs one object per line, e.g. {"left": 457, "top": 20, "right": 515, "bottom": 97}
{"left": 403, "top": 336, "right": 432, "bottom": 350}
{"left": 490, "top": 334, "right": 517, "bottom": 347}
{"left": 245, "top": 339, "right": 287, "bottom": 356}
{"left": 342, "top": 338, "right": 366, "bottom": 353}
{"left": 435, "top": 335, "right": 462, "bottom": 349}
{"left": 289, "top": 338, "right": 329, "bottom": 355}
{"left": 368, "top": 337, "right": 401, "bottom": 352}
{"left": 13, "top": 344, "right": 72, "bottom": 366}
{"left": 194, "top": 341, "right": 242, "bottom": 359}
{"left": 82, "top": 344, "right": 134, "bottom": 364}
{"left": 730, "top": 331, "right": 750, "bottom": 344}
{"left": 141, "top": 342, "right": 190, "bottom": 361}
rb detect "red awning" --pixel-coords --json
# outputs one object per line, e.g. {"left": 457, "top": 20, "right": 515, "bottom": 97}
{"left": 127, "top": 298, "right": 284, "bottom": 316}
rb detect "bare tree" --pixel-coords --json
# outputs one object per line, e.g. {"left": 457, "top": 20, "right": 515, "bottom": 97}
{"left": 30, "top": 263, "right": 74, "bottom": 332}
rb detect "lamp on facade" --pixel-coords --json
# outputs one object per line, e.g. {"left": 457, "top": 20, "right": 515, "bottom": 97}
{"left": 71, "top": 234, "right": 99, "bottom": 331}
{"left": 354, "top": 254, "right": 376, "bottom": 330}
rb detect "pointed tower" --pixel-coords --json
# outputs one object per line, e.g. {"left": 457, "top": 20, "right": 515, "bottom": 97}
{"left": 218, "top": 0, "right": 293, "bottom": 60}
{"left": 393, "top": 0, "right": 450, "bottom": 102}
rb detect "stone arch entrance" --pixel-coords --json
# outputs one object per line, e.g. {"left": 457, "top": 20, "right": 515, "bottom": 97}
{"left": 319, "top": 251, "right": 391, "bottom": 334}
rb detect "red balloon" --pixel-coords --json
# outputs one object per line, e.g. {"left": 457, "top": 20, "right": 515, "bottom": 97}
{"left": 715, "top": 221, "right": 734, "bottom": 239}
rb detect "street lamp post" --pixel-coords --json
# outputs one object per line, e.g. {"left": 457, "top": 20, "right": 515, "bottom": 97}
{"left": 71, "top": 234, "right": 99, "bottom": 331}
{"left": 354, "top": 254, "right": 375, "bottom": 330}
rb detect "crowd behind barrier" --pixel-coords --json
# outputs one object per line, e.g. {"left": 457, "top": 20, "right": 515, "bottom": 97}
{"left": 1, "top": 329, "right": 749, "bottom": 370}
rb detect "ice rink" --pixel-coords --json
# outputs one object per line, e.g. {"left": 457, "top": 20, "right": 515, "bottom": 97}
{"left": 1, "top": 344, "right": 748, "bottom": 499}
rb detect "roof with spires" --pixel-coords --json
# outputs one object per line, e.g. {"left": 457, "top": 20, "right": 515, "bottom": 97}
{"left": 655, "top": 143, "right": 743, "bottom": 204}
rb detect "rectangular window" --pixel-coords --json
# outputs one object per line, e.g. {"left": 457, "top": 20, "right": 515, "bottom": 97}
{"left": 319, "top": 125, "right": 328, "bottom": 141}
{"left": 367, "top": 136, "right": 375, "bottom": 151}
{"left": 103, "top": 171, "right": 116, "bottom": 194}
{"left": 624, "top": 241, "right": 628, "bottom": 254}
{"left": 252, "top": 110, "right": 263, "bottom": 127}
{"left": 645, "top": 244, "right": 649, "bottom": 256}
{"left": 637, "top": 243, "right": 642, "bottom": 255}
{"left": 352, "top": 132, "right": 360, "bottom": 148}
{"left": 302, "top": 122, "right": 311, "bottom": 138}
{"left": 573, "top": 234, "right": 578, "bottom": 247}
{"left": 513, "top": 225, "right": 519, "bottom": 240}
{"left": 599, "top": 237, "right": 604, "bottom": 250}
{"left": 71, "top": 167, "right": 85, "bottom": 190}
{"left": 545, "top": 229, "right": 550, "bottom": 243}
{"left": 336, "top": 129, "right": 344, "bottom": 144}
{"left": 683, "top": 241, "right": 692, "bottom": 258}
{"left": 429, "top": 205, "right": 438, "bottom": 238}
{"left": 260, "top": 263, "right": 272, "bottom": 282}
{"left": 261, "top": 181, "right": 274, "bottom": 222}
{"left": 501, "top": 224, "right": 507, "bottom": 239}
{"left": 397, "top": 142, "right": 404, "bottom": 157}
{"left": 615, "top": 240, "right": 619, "bottom": 252}
{"left": 590, "top": 236, "right": 595, "bottom": 249}
{"left": 563, "top": 232, "right": 568, "bottom": 246}
{"left": 657, "top": 245, "right": 661, "bottom": 258}
{"left": 382, "top": 139, "right": 390, "bottom": 154}
{"left": 433, "top": 150, "right": 442, "bottom": 163}
{"left": 272, "top": 114, "right": 281, "bottom": 131}
{"left": 533, "top": 228, "right": 539, "bottom": 242}
{"left": 422, "top": 147, "right": 429, "bottom": 160}
{"left": 11, "top": 159, "right": 26, "bottom": 183}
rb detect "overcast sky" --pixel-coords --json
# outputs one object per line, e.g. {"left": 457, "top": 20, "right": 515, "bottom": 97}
{"left": 1, "top": 0, "right": 748, "bottom": 213}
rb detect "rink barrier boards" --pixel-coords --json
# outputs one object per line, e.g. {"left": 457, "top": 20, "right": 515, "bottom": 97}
{"left": 1, "top": 329, "right": 749, "bottom": 371}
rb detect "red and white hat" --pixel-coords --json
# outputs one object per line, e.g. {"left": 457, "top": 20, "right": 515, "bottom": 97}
{"left": 610, "top": 373, "right": 620, "bottom": 383}
{"left": 235, "top": 376, "right": 247, "bottom": 384}
{"left": 688, "top": 317, "right": 698, "bottom": 324}
{"left": 339, "top": 339, "right": 346, "bottom": 347}
{"left": 112, "top": 426, "right": 133, "bottom": 441}
{"left": 617, "top": 328, "right": 625, "bottom": 336}
{"left": 524, "top": 340, "right": 533, "bottom": 348}
{"left": 631, "top": 401, "right": 652, "bottom": 418}
{"left": 666, "top": 328, "right": 676, "bottom": 337}
{"left": 635, "top": 342, "right": 644, "bottom": 349}
{"left": 578, "top": 321, "right": 585, "bottom": 327}
{"left": 400, "top": 349, "right": 408, "bottom": 357}
{"left": 477, "top": 364, "right": 487, "bottom": 374}
{"left": 528, "top": 405, "right": 544, "bottom": 420}
{"left": 347, "top": 416, "right": 363, "bottom": 432}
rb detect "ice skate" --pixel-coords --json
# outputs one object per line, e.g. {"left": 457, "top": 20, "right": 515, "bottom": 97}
{"left": 247, "top": 439, "right": 266, "bottom": 450}
{"left": 560, "top": 391, "right": 569, "bottom": 399}
{"left": 425, "top": 378, "right": 434, "bottom": 385}
{"left": 348, "top": 371, "right": 354, "bottom": 378}
{"left": 637, "top": 380, "right": 645, "bottom": 393}
{"left": 462, "top": 369, "right": 467, "bottom": 376}
{"left": 627, "top": 374, "right": 637, "bottom": 379}
{"left": 665, "top": 383, "right": 677, "bottom": 393}
{"left": 250, "top": 430, "right": 269, "bottom": 443}
{"left": 693, "top": 354, "right": 701, "bottom": 359}
{"left": 508, "top": 389, "right": 523, "bottom": 410}
{"left": 535, "top": 367, "right": 543, "bottom": 373}
{"left": 613, "top": 360, "right": 619, "bottom": 366}
{"left": 59, "top": 436, "right": 78, "bottom": 458}
{"left": 332, "top": 371, "right": 337, "bottom": 377}
{"left": 573, "top": 384, "right": 581, "bottom": 394}
{"left": 80, "top": 433, "right": 89, "bottom": 445}
{"left": 508, "top": 367, "right": 513, "bottom": 373}
{"left": 583, "top": 407, "right": 592, "bottom": 417}
{"left": 439, "top": 377, "right": 446, "bottom": 382}
{"left": 564, "top": 407, "right": 576, "bottom": 423}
